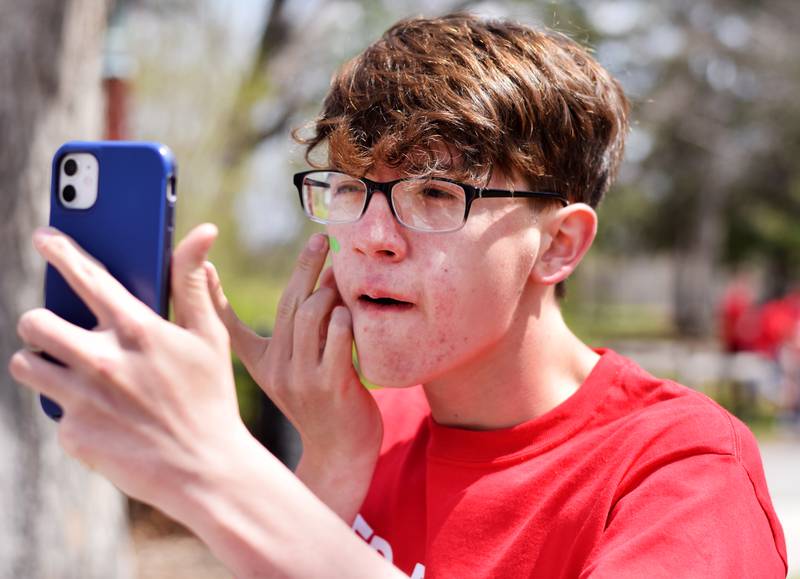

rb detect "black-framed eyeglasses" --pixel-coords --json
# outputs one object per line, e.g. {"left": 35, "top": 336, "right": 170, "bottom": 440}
{"left": 293, "top": 170, "right": 569, "bottom": 233}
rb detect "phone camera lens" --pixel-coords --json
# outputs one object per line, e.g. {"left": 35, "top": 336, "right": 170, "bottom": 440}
{"left": 62, "top": 185, "right": 77, "bottom": 203}
{"left": 64, "top": 159, "right": 78, "bottom": 176}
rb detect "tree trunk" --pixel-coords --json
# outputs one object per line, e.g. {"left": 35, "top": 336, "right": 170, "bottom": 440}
{"left": 0, "top": 1, "right": 133, "bottom": 577}
{"left": 673, "top": 183, "right": 725, "bottom": 338}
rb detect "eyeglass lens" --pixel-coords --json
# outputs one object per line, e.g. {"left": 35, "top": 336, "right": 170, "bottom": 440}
{"left": 301, "top": 171, "right": 467, "bottom": 232}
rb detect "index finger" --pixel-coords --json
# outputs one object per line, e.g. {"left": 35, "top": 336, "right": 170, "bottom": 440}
{"left": 33, "top": 228, "right": 148, "bottom": 325}
{"left": 271, "top": 234, "right": 329, "bottom": 359}
{"left": 319, "top": 266, "right": 338, "bottom": 292}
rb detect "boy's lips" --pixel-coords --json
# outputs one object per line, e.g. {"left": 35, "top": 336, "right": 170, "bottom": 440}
{"left": 354, "top": 287, "right": 416, "bottom": 311}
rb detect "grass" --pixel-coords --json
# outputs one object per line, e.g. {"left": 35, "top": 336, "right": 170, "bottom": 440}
{"left": 562, "top": 302, "right": 676, "bottom": 344}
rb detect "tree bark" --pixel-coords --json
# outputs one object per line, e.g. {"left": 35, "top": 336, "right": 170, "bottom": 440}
{"left": 673, "top": 183, "right": 726, "bottom": 338}
{"left": 0, "top": 1, "right": 133, "bottom": 577}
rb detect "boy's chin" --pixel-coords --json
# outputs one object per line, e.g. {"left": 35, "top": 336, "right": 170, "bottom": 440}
{"left": 356, "top": 350, "right": 424, "bottom": 389}
{"left": 354, "top": 333, "right": 450, "bottom": 388}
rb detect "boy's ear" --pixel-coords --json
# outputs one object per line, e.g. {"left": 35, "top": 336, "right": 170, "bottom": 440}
{"left": 531, "top": 203, "right": 597, "bottom": 286}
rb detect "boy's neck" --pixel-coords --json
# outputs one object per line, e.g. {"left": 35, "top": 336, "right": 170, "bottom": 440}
{"left": 421, "top": 294, "right": 599, "bottom": 431}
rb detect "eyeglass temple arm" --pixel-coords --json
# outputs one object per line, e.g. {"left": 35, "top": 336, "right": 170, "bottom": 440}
{"left": 479, "top": 189, "right": 569, "bottom": 205}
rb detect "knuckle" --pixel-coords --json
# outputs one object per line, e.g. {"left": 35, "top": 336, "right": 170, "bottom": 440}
{"left": 266, "top": 384, "right": 287, "bottom": 405}
{"left": 115, "top": 313, "right": 152, "bottom": 349}
{"left": 8, "top": 351, "right": 28, "bottom": 378}
{"left": 264, "top": 367, "right": 287, "bottom": 396}
{"left": 90, "top": 351, "right": 122, "bottom": 384}
{"left": 295, "top": 301, "right": 319, "bottom": 325}
{"left": 18, "top": 310, "right": 58, "bottom": 347}
{"left": 19, "top": 308, "right": 48, "bottom": 324}
{"left": 73, "top": 258, "right": 101, "bottom": 292}
{"left": 48, "top": 234, "right": 71, "bottom": 254}
{"left": 58, "top": 423, "right": 85, "bottom": 458}
{"left": 329, "top": 307, "right": 352, "bottom": 332}
{"left": 17, "top": 311, "right": 36, "bottom": 340}
{"left": 297, "top": 250, "right": 317, "bottom": 272}
{"left": 210, "top": 318, "right": 231, "bottom": 350}
{"left": 80, "top": 257, "right": 107, "bottom": 283}
{"left": 71, "top": 245, "right": 107, "bottom": 278}
{"left": 271, "top": 380, "right": 289, "bottom": 400}
{"left": 314, "top": 287, "right": 335, "bottom": 303}
{"left": 276, "top": 296, "right": 299, "bottom": 323}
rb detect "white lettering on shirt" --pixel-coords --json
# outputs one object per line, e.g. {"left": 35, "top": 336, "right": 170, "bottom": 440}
{"left": 352, "top": 514, "right": 425, "bottom": 577}
{"left": 352, "top": 514, "right": 374, "bottom": 541}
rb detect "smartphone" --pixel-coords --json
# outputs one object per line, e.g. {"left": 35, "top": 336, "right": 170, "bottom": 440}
{"left": 41, "top": 141, "right": 177, "bottom": 420}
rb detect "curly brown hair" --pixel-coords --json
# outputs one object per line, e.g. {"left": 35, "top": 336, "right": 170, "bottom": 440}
{"left": 296, "top": 13, "right": 630, "bottom": 298}
{"left": 296, "top": 13, "right": 630, "bottom": 208}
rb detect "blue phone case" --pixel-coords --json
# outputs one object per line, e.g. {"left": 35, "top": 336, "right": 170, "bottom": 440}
{"left": 42, "top": 141, "right": 176, "bottom": 420}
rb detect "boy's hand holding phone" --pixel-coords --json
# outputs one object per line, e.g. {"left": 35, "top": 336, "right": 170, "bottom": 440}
{"left": 206, "top": 234, "right": 384, "bottom": 524}
{"left": 11, "top": 225, "right": 255, "bottom": 519}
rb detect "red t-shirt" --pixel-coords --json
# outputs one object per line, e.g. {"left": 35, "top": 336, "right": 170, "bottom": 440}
{"left": 354, "top": 350, "right": 787, "bottom": 578}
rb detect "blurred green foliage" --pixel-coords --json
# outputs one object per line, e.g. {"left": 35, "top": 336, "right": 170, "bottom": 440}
{"left": 562, "top": 301, "right": 675, "bottom": 345}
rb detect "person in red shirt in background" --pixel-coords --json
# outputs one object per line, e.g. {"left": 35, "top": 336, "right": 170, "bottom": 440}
{"left": 721, "top": 278, "right": 800, "bottom": 423}
{"left": 720, "top": 273, "right": 758, "bottom": 353}
{"left": 758, "top": 290, "right": 800, "bottom": 423}
{"left": 755, "top": 290, "right": 800, "bottom": 358}
{"left": 719, "top": 274, "right": 762, "bottom": 419}
{"left": 776, "top": 318, "right": 800, "bottom": 424}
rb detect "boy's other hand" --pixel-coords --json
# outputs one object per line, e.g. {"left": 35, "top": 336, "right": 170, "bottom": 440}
{"left": 206, "top": 234, "right": 384, "bottom": 523}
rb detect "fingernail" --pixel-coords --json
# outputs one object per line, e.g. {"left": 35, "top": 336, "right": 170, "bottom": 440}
{"left": 32, "top": 227, "right": 55, "bottom": 248}
{"left": 309, "top": 234, "right": 327, "bottom": 252}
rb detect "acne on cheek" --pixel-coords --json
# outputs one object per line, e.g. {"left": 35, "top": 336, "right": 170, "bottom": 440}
{"left": 426, "top": 277, "right": 460, "bottom": 355}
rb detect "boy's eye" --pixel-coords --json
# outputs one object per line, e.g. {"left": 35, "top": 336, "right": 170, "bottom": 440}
{"left": 420, "top": 187, "right": 455, "bottom": 199}
{"left": 334, "top": 182, "right": 364, "bottom": 195}
{"left": 414, "top": 182, "right": 464, "bottom": 202}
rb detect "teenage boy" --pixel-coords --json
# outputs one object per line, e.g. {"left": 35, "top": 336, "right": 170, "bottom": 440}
{"left": 11, "top": 13, "right": 787, "bottom": 578}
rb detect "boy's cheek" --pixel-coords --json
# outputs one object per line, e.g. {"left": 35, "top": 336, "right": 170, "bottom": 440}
{"left": 427, "top": 280, "right": 459, "bottom": 321}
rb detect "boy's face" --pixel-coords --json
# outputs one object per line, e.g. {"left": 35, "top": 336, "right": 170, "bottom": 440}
{"left": 329, "top": 165, "right": 547, "bottom": 388}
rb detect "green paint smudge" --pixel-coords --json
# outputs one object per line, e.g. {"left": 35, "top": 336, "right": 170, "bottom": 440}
{"left": 352, "top": 341, "right": 379, "bottom": 389}
{"left": 330, "top": 235, "right": 341, "bottom": 253}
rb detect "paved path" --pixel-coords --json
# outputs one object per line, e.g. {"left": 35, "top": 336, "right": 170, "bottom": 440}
{"left": 760, "top": 435, "right": 800, "bottom": 578}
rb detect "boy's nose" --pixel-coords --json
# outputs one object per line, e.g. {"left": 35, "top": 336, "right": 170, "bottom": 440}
{"left": 352, "top": 191, "right": 407, "bottom": 260}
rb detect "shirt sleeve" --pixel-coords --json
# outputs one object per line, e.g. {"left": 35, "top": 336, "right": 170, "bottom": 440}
{"left": 580, "top": 452, "right": 788, "bottom": 579}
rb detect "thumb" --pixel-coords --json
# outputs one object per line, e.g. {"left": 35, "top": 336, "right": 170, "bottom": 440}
{"left": 204, "top": 260, "right": 269, "bottom": 372}
{"left": 171, "top": 223, "right": 223, "bottom": 337}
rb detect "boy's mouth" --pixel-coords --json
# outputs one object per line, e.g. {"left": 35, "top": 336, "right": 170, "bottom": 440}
{"left": 358, "top": 294, "right": 414, "bottom": 310}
